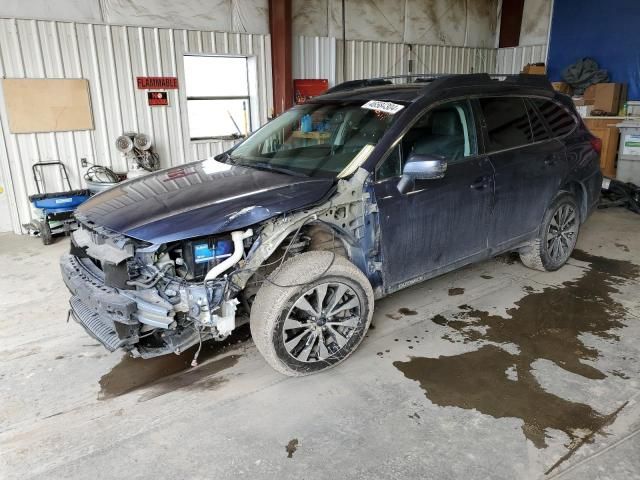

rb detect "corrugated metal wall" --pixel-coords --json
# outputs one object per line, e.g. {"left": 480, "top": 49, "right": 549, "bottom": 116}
{"left": 412, "top": 45, "right": 497, "bottom": 75}
{"left": 293, "top": 36, "right": 499, "bottom": 84}
{"left": 495, "top": 44, "right": 548, "bottom": 74}
{"left": 293, "top": 36, "right": 336, "bottom": 84}
{"left": 0, "top": 18, "right": 272, "bottom": 234}
{"left": 339, "top": 40, "right": 409, "bottom": 83}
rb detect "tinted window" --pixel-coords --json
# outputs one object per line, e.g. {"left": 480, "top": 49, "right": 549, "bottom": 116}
{"left": 376, "top": 145, "right": 401, "bottom": 180}
{"left": 532, "top": 99, "right": 576, "bottom": 137}
{"left": 525, "top": 99, "right": 551, "bottom": 141}
{"left": 480, "top": 97, "right": 532, "bottom": 152}
{"left": 376, "top": 100, "right": 476, "bottom": 180}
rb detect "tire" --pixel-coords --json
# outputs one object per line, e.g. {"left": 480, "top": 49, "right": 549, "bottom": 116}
{"left": 41, "top": 221, "right": 53, "bottom": 245}
{"left": 250, "top": 251, "right": 374, "bottom": 376}
{"left": 519, "top": 192, "right": 580, "bottom": 272}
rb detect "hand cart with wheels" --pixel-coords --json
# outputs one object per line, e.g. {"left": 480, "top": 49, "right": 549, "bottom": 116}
{"left": 26, "top": 161, "right": 91, "bottom": 245}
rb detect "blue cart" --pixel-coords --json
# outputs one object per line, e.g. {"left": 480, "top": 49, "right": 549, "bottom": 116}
{"left": 27, "top": 161, "right": 91, "bottom": 245}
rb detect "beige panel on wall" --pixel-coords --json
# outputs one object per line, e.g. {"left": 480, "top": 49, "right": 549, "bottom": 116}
{"left": 3, "top": 79, "right": 94, "bottom": 134}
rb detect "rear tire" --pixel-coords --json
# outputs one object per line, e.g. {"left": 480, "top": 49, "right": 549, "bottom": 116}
{"left": 519, "top": 193, "right": 580, "bottom": 271}
{"left": 250, "top": 251, "right": 374, "bottom": 376}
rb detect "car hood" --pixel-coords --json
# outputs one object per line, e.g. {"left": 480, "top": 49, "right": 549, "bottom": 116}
{"left": 76, "top": 158, "right": 335, "bottom": 244}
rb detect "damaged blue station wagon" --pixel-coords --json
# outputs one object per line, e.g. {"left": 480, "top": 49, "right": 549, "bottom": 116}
{"left": 61, "top": 74, "right": 602, "bottom": 376}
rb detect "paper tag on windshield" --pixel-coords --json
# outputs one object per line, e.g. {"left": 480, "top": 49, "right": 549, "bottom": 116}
{"left": 602, "top": 177, "right": 611, "bottom": 190}
{"left": 361, "top": 100, "right": 404, "bottom": 115}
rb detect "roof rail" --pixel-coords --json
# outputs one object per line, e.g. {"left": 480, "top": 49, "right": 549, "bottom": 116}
{"left": 324, "top": 73, "right": 553, "bottom": 94}
{"left": 324, "top": 78, "right": 392, "bottom": 94}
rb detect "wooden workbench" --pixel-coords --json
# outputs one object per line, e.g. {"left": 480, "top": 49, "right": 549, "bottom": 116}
{"left": 583, "top": 116, "right": 624, "bottom": 177}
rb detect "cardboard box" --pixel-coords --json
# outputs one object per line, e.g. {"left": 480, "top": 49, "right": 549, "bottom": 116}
{"left": 522, "top": 63, "right": 546, "bottom": 75}
{"left": 593, "top": 83, "right": 622, "bottom": 114}
{"left": 552, "top": 82, "right": 572, "bottom": 95}
{"left": 573, "top": 96, "right": 594, "bottom": 106}
{"left": 584, "top": 84, "right": 597, "bottom": 103}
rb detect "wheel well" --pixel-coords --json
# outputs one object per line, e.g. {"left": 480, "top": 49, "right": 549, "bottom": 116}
{"left": 238, "top": 222, "right": 351, "bottom": 308}
{"left": 304, "top": 222, "right": 348, "bottom": 257}
{"left": 561, "top": 181, "right": 587, "bottom": 222}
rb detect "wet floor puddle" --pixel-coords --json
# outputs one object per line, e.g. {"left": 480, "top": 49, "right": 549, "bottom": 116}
{"left": 98, "top": 326, "right": 251, "bottom": 401}
{"left": 394, "top": 250, "right": 639, "bottom": 460}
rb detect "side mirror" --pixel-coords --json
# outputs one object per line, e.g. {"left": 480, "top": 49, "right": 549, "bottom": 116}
{"left": 397, "top": 154, "right": 447, "bottom": 194}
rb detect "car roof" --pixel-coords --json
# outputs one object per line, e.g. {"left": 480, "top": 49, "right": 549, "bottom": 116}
{"left": 312, "top": 74, "right": 556, "bottom": 105}
{"left": 318, "top": 84, "right": 425, "bottom": 104}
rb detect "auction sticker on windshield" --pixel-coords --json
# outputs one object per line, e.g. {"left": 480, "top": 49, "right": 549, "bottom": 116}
{"left": 361, "top": 100, "right": 404, "bottom": 114}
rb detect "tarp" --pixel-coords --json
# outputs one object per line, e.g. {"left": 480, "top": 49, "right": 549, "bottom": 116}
{"left": 547, "top": 0, "right": 640, "bottom": 101}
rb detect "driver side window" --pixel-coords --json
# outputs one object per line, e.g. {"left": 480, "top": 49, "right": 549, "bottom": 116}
{"left": 376, "top": 99, "right": 476, "bottom": 180}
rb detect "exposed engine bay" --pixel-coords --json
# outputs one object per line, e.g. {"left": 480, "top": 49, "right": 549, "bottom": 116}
{"left": 60, "top": 168, "right": 378, "bottom": 363}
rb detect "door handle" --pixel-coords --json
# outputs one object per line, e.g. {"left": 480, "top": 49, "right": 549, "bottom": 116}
{"left": 470, "top": 176, "right": 490, "bottom": 190}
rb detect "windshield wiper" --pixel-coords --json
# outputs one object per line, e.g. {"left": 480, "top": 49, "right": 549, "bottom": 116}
{"left": 231, "top": 159, "right": 308, "bottom": 178}
{"left": 214, "top": 151, "right": 233, "bottom": 164}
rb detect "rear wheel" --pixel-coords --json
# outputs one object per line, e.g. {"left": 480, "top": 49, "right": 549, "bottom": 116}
{"left": 250, "top": 251, "right": 374, "bottom": 376}
{"left": 520, "top": 193, "right": 580, "bottom": 271}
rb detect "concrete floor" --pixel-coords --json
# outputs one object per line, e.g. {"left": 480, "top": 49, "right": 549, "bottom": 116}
{"left": 1, "top": 208, "right": 639, "bottom": 480}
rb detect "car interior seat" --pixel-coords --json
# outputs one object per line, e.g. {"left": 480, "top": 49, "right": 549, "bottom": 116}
{"left": 411, "top": 109, "right": 464, "bottom": 161}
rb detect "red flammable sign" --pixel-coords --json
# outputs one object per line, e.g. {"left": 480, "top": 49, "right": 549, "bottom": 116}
{"left": 137, "top": 77, "right": 178, "bottom": 89}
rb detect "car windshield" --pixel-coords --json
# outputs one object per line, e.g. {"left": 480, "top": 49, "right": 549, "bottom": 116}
{"left": 228, "top": 102, "right": 401, "bottom": 178}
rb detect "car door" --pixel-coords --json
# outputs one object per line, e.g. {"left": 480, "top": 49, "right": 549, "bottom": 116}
{"left": 373, "top": 99, "right": 494, "bottom": 289}
{"left": 476, "top": 96, "right": 568, "bottom": 250}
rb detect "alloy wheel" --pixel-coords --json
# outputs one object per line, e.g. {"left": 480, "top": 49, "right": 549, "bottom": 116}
{"left": 282, "top": 282, "right": 362, "bottom": 363}
{"left": 546, "top": 204, "right": 578, "bottom": 262}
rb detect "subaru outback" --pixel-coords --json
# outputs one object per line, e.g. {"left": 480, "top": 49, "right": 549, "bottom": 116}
{"left": 60, "top": 73, "right": 602, "bottom": 376}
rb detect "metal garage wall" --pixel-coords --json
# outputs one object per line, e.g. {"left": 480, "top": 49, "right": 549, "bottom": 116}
{"left": 340, "top": 40, "right": 409, "bottom": 83}
{"left": 293, "top": 36, "right": 498, "bottom": 85}
{"left": 0, "top": 18, "right": 272, "bottom": 234}
{"left": 495, "top": 44, "right": 548, "bottom": 74}
{"left": 411, "top": 45, "right": 496, "bottom": 75}
{"left": 293, "top": 36, "right": 337, "bottom": 85}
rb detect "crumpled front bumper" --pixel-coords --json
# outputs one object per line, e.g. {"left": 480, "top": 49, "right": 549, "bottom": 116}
{"left": 60, "top": 254, "right": 139, "bottom": 352}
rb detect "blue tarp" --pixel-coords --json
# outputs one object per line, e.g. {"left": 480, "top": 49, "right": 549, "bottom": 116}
{"left": 547, "top": 0, "right": 640, "bottom": 101}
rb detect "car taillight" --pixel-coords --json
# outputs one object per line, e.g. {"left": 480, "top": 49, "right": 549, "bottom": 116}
{"left": 590, "top": 137, "right": 602, "bottom": 154}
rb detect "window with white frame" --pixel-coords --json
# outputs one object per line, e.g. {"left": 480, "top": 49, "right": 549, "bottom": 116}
{"left": 184, "top": 55, "right": 252, "bottom": 140}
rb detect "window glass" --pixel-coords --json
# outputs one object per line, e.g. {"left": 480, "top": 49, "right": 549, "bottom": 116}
{"left": 187, "top": 99, "right": 249, "bottom": 139}
{"left": 480, "top": 97, "right": 532, "bottom": 151}
{"left": 532, "top": 99, "right": 576, "bottom": 137}
{"left": 376, "top": 145, "right": 402, "bottom": 180}
{"left": 184, "top": 55, "right": 248, "bottom": 97}
{"left": 230, "top": 102, "right": 397, "bottom": 178}
{"left": 525, "top": 99, "right": 551, "bottom": 142}
{"left": 184, "top": 55, "right": 251, "bottom": 139}
{"left": 376, "top": 100, "right": 476, "bottom": 180}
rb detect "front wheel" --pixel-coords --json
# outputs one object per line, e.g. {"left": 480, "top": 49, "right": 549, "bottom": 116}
{"left": 250, "top": 251, "right": 374, "bottom": 376}
{"left": 520, "top": 193, "right": 580, "bottom": 271}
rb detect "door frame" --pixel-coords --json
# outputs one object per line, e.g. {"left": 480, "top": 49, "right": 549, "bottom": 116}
{"left": 371, "top": 96, "right": 495, "bottom": 294}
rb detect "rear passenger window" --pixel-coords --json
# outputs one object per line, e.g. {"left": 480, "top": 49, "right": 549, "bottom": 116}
{"left": 532, "top": 99, "right": 576, "bottom": 137}
{"left": 480, "top": 97, "right": 532, "bottom": 152}
{"left": 525, "top": 99, "right": 551, "bottom": 142}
